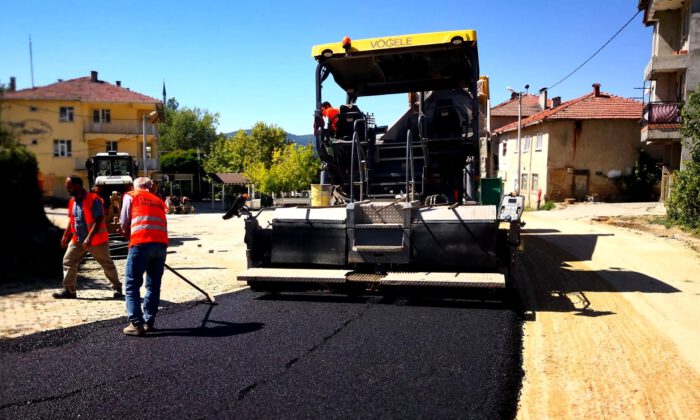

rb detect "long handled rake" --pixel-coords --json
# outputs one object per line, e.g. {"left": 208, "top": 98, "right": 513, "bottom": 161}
{"left": 164, "top": 263, "right": 216, "bottom": 304}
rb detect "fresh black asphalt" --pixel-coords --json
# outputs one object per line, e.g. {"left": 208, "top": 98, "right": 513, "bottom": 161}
{"left": 0, "top": 290, "right": 523, "bottom": 419}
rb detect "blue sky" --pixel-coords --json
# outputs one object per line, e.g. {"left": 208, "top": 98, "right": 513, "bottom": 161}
{"left": 1, "top": 1, "right": 651, "bottom": 135}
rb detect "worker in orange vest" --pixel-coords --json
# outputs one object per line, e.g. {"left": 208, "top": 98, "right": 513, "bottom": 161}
{"left": 119, "top": 177, "right": 169, "bottom": 336}
{"left": 321, "top": 101, "right": 340, "bottom": 133}
{"left": 53, "top": 176, "right": 123, "bottom": 299}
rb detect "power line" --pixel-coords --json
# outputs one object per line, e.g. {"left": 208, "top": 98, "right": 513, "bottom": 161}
{"left": 547, "top": 10, "right": 642, "bottom": 90}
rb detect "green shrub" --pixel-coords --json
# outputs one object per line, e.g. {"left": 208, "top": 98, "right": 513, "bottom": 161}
{"left": 541, "top": 200, "right": 556, "bottom": 211}
{"left": 666, "top": 162, "right": 700, "bottom": 228}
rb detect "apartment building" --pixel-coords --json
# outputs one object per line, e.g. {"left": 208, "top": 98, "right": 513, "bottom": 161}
{"left": 0, "top": 71, "right": 162, "bottom": 198}
{"left": 638, "top": 0, "right": 700, "bottom": 199}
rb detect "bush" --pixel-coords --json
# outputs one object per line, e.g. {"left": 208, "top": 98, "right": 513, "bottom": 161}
{"left": 0, "top": 132, "right": 63, "bottom": 279}
{"left": 666, "top": 161, "right": 700, "bottom": 228}
{"left": 541, "top": 200, "right": 556, "bottom": 211}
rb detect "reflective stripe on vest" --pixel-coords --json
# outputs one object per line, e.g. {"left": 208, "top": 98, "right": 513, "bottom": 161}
{"left": 68, "top": 192, "right": 109, "bottom": 246}
{"left": 127, "top": 190, "right": 169, "bottom": 247}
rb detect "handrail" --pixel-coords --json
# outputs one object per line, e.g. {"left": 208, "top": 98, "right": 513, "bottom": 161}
{"left": 350, "top": 118, "right": 367, "bottom": 202}
{"left": 404, "top": 129, "right": 415, "bottom": 202}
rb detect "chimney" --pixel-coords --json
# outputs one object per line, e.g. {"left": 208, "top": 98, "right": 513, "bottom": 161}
{"left": 552, "top": 96, "right": 561, "bottom": 108}
{"left": 116, "top": 81, "right": 121, "bottom": 87}
{"left": 538, "top": 88, "right": 548, "bottom": 110}
{"left": 90, "top": 70, "right": 98, "bottom": 82}
{"left": 9, "top": 76, "right": 16, "bottom": 92}
{"left": 510, "top": 92, "right": 518, "bottom": 100}
{"left": 592, "top": 83, "right": 601, "bottom": 97}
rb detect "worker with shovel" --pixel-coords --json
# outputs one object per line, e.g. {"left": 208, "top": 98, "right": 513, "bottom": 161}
{"left": 53, "top": 176, "right": 123, "bottom": 299}
{"left": 120, "top": 177, "right": 169, "bottom": 337}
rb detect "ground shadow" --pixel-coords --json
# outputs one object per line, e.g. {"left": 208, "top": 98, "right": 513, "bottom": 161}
{"left": 515, "top": 232, "right": 681, "bottom": 318}
{"left": 168, "top": 237, "right": 201, "bottom": 247}
{"left": 0, "top": 274, "right": 113, "bottom": 297}
{"left": 522, "top": 228, "right": 561, "bottom": 234}
{"left": 171, "top": 267, "right": 226, "bottom": 271}
{"left": 191, "top": 202, "right": 227, "bottom": 214}
{"left": 148, "top": 303, "right": 264, "bottom": 338}
{"left": 256, "top": 293, "right": 370, "bottom": 304}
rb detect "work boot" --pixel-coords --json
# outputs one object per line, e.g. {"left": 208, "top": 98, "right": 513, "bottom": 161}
{"left": 52, "top": 289, "right": 77, "bottom": 299}
{"left": 123, "top": 322, "right": 145, "bottom": 337}
{"left": 144, "top": 323, "right": 157, "bottom": 333}
{"left": 113, "top": 290, "right": 125, "bottom": 299}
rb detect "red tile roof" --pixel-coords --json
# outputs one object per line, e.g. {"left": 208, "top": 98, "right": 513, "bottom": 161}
{"left": 2, "top": 77, "right": 160, "bottom": 104}
{"left": 491, "top": 94, "right": 548, "bottom": 117}
{"left": 494, "top": 91, "right": 642, "bottom": 134}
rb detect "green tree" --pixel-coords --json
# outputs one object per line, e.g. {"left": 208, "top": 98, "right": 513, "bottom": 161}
{"left": 160, "top": 149, "right": 201, "bottom": 173}
{"left": 666, "top": 86, "right": 700, "bottom": 228}
{"left": 680, "top": 87, "right": 700, "bottom": 163}
{"left": 204, "top": 122, "right": 320, "bottom": 195}
{"left": 204, "top": 122, "right": 289, "bottom": 174}
{"left": 158, "top": 98, "right": 220, "bottom": 153}
{"left": 270, "top": 143, "right": 321, "bottom": 192}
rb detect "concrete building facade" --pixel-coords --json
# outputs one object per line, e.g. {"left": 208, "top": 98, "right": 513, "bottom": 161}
{"left": 0, "top": 71, "right": 162, "bottom": 198}
{"left": 638, "top": 0, "right": 700, "bottom": 199}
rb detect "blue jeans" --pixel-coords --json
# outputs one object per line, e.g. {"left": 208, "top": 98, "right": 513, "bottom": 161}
{"left": 125, "top": 243, "right": 167, "bottom": 326}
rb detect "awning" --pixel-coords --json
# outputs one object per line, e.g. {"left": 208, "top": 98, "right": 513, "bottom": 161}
{"left": 210, "top": 173, "right": 250, "bottom": 185}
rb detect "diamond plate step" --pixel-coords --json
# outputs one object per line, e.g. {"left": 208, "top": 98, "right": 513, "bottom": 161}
{"left": 381, "top": 272, "right": 505, "bottom": 288}
{"left": 238, "top": 268, "right": 350, "bottom": 283}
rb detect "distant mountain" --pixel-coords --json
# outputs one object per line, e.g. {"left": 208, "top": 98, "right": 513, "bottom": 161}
{"left": 224, "top": 130, "right": 314, "bottom": 146}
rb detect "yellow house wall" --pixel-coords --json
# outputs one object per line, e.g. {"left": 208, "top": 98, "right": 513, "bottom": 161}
{"left": 1, "top": 99, "right": 158, "bottom": 198}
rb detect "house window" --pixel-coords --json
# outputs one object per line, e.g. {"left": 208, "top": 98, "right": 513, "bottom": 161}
{"left": 30, "top": 106, "right": 38, "bottom": 112}
{"left": 535, "top": 133, "right": 543, "bottom": 151}
{"left": 106, "top": 141, "right": 118, "bottom": 152}
{"left": 59, "top": 107, "right": 74, "bottom": 122}
{"left": 681, "top": 3, "right": 690, "bottom": 47}
{"left": 531, "top": 174, "right": 539, "bottom": 191}
{"left": 521, "top": 174, "right": 528, "bottom": 191}
{"left": 501, "top": 141, "right": 507, "bottom": 156}
{"left": 31, "top": 139, "right": 38, "bottom": 145}
{"left": 93, "top": 109, "right": 111, "bottom": 123}
{"left": 53, "top": 139, "right": 72, "bottom": 157}
{"left": 523, "top": 135, "right": 531, "bottom": 153}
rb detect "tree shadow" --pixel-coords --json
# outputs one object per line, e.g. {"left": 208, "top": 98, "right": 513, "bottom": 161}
{"left": 147, "top": 303, "right": 264, "bottom": 338}
{"left": 516, "top": 232, "right": 681, "bottom": 319}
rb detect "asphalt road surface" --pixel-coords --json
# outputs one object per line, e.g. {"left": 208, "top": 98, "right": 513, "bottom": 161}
{"left": 0, "top": 290, "right": 522, "bottom": 419}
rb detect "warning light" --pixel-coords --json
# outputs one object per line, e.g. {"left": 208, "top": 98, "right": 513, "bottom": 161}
{"left": 342, "top": 36, "right": 351, "bottom": 50}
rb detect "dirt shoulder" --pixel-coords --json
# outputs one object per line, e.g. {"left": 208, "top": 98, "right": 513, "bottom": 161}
{"left": 517, "top": 203, "right": 700, "bottom": 419}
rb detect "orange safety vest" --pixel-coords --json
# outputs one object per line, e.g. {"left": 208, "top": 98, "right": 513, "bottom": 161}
{"left": 127, "top": 190, "right": 168, "bottom": 247}
{"left": 323, "top": 107, "right": 340, "bottom": 131}
{"left": 68, "top": 192, "right": 109, "bottom": 246}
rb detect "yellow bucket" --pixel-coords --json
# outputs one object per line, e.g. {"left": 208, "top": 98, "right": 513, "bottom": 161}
{"left": 310, "top": 184, "right": 331, "bottom": 207}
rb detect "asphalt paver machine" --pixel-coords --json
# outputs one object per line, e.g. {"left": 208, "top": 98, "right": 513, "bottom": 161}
{"left": 238, "top": 30, "right": 524, "bottom": 294}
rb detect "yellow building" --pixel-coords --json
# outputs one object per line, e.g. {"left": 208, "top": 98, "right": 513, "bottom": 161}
{"left": 1, "top": 71, "right": 162, "bottom": 198}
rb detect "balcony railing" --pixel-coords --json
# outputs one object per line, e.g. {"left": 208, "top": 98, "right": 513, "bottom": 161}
{"left": 642, "top": 102, "right": 683, "bottom": 128}
{"left": 84, "top": 120, "right": 159, "bottom": 135}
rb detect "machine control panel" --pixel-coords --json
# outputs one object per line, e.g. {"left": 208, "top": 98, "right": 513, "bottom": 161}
{"left": 499, "top": 195, "right": 524, "bottom": 222}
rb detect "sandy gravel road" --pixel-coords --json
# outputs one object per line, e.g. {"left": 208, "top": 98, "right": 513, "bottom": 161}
{"left": 516, "top": 204, "right": 700, "bottom": 419}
